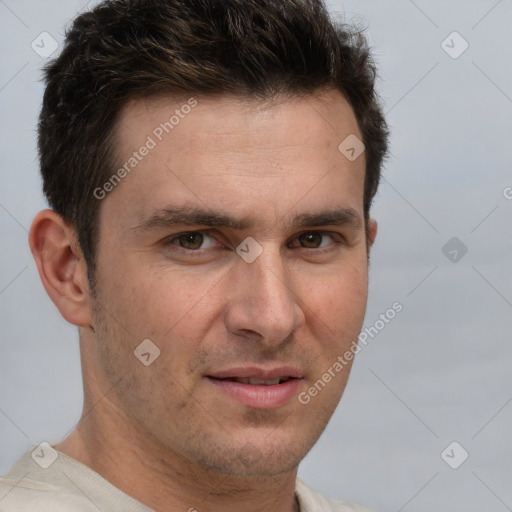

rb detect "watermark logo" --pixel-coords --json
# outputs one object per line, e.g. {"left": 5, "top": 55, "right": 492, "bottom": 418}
{"left": 338, "top": 134, "right": 365, "bottom": 162}
{"left": 134, "top": 339, "right": 161, "bottom": 366}
{"left": 441, "top": 236, "right": 468, "bottom": 263}
{"left": 236, "top": 237, "right": 263, "bottom": 263}
{"left": 238, "top": 442, "right": 264, "bottom": 467}
{"left": 441, "top": 441, "right": 469, "bottom": 469}
{"left": 31, "top": 442, "right": 58, "bottom": 469}
{"left": 31, "top": 32, "right": 59, "bottom": 59}
{"left": 441, "top": 31, "right": 469, "bottom": 59}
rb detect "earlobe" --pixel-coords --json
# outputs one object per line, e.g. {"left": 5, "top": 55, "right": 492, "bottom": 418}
{"left": 29, "top": 209, "right": 93, "bottom": 328}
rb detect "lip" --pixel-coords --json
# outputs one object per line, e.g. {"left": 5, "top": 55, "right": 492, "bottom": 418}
{"left": 206, "top": 366, "right": 304, "bottom": 410}
{"left": 206, "top": 377, "right": 302, "bottom": 409}
{"left": 207, "top": 366, "right": 303, "bottom": 380}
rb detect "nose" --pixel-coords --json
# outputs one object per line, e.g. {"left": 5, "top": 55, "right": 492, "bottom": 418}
{"left": 224, "top": 246, "right": 305, "bottom": 346}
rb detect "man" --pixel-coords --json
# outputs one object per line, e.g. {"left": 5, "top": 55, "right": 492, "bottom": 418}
{"left": 0, "top": 0, "right": 388, "bottom": 510}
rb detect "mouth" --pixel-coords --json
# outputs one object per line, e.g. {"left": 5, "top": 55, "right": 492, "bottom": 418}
{"left": 208, "top": 376, "right": 297, "bottom": 386}
{"left": 205, "top": 367, "right": 304, "bottom": 409}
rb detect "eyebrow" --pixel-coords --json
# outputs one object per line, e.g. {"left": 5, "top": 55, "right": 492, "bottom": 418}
{"left": 130, "top": 205, "right": 362, "bottom": 233}
{"left": 291, "top": 209, "right": 362, "bottom": 229}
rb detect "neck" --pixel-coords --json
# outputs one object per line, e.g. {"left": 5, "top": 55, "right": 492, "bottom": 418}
{"left": 56, "top": 399, "right": 299, "bottom": 512}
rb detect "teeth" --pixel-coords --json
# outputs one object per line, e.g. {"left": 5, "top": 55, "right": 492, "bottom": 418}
{"left": 248, "top": 378, "right": 267, "bottom": 385}
{"left": 250, "top": 378, "right": 280, "bottom": 386}
{"left": 232, "top": 377, "right": 282, "bottom": 386}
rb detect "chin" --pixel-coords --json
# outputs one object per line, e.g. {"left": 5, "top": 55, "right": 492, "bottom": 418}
{"left": 187, "top": 437, "right": 307, "bottom": 478}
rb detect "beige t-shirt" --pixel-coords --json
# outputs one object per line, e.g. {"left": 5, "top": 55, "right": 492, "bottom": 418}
{"left": 0, "top": 446, "right": 371, "bottom": 512}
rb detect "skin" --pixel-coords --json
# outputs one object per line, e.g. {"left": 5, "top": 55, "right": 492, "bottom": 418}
{"left": 29, "top": 87, "right": 377, "bottom": 512}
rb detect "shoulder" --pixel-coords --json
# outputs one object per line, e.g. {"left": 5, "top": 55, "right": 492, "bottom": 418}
{"left": 0, "top": 446, "right": 114, "bottom": 512}
{"left": 0, "top": 475, "right": 99, "bottom": 512}
{"left": 1, "top": 446, "right": 153, "bottom": 512}
{"left": 295, "top": 478, "right": 373, "bottom": 512}
{"left": 0, "top": 446, "right": 97, "bottom": 512}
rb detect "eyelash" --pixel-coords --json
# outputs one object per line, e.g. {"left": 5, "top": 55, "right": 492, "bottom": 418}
{"left": 162, "top": 230, "right": 346, "bottom": 256}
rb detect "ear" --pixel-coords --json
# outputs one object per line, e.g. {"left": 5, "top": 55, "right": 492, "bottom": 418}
{"left": 29, "top": 209, "right": 93, "bottom": 328}
{"left": 366, "top": 217, "right": 378, "bottom": 248}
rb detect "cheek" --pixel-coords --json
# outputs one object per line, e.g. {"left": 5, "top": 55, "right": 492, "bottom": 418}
{"left": 105, "top": 255, "right": 219, "bottom": 328}
{"left": 107, "top": 265, "right": 229, "bottom": 376}
{"left": 301, "top": 264, "right": 368, "bottom": 338}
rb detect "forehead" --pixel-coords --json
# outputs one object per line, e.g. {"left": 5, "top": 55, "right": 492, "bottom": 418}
{"left": 105, "top": 89, "right": 365, "bottom": 232}
{"left": 116, "top": 88, "right": 360, "bottom": 150}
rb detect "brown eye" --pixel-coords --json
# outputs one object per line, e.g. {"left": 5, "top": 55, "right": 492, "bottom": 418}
{"left": 298, "top": 232, "right": 323, "bottom": 248}
{"left": 164, "top": 231, "right": 220, "bottom": 254}
{"left": 289, "top": 231, "right": 342, "bottom": 252}
{"left": 177, "top": 232, "right": 204, "bottom": 249}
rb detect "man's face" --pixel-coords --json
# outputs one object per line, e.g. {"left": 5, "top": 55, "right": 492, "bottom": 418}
{"left": 89, "top": 89, "right": 374, "bottom": 477}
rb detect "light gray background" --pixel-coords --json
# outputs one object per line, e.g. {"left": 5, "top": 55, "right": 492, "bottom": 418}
{"left": 1, "top": 1, "right": 511, "bottom": 511}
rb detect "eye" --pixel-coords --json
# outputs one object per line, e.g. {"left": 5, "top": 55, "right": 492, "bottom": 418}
{"left": 290, "top": 231, "right": 339, "bottom": 250}
{"left": 165, "top": 231, "right": 218, "bottom": 251}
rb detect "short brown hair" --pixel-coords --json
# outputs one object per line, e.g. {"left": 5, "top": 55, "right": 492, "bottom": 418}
{"left": 38, "top": 0, "right": 389, "bottom": 287}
